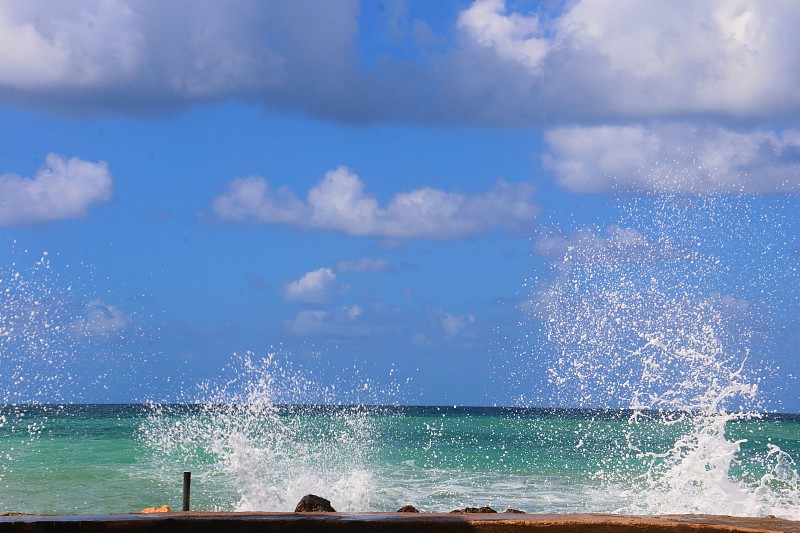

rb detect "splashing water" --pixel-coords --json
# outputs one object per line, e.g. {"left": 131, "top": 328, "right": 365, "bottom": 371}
{"left": 0, "top": 244, "right": 152, "bottom": 405}
{"left": 1, "top": 249, "right": 77, "bottom": 405}
{"left": 534, "top": 194, "right": 800, "bottom": 518}
{"left": 0, "top": 244, "right": 157, "bottom": 490}
{"left": 140, "top": 352, "right": 388, "bottom": 512}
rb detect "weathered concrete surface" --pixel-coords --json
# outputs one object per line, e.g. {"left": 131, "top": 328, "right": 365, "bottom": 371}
{"left": 0, "top": 513, "right": 798, "bottom": 533}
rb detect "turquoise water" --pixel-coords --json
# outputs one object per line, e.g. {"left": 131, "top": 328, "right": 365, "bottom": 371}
{"left": 2, "top": 196, "right": 798, "bottom": 518}
{"left": 2, "top": 404, "right": 799, "bottom": 518}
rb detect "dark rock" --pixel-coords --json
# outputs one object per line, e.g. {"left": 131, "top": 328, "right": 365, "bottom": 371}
{"left": 294, "top": 494, "right": 336, "bottom": 513}
{"left": 450, "top": 506, "right": 497, "bottom": 514}
{"left": 396, "top": 505, "right": 420, "bottom": 513}
{"left": 503, "top": 508, "right": 526, "bottom": 514}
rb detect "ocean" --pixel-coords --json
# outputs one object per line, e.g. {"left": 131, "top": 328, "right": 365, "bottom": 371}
{"left": 2, "top": 403, "right": 799, "bottom": 518}
{"left": 2, "top": 196, "right": 798, "bottom": 519}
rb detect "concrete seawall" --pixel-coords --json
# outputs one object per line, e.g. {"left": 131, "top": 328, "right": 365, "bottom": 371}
{"left": 1, "top": 514, "right": 799, "bottom": 533}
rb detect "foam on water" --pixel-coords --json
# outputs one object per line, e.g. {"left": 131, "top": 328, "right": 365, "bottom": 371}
{"left": 140, "top": 352, "right": 386, "bottom": 512}
{"left": 533, "top": 194, "right": 800, "bottom": 519}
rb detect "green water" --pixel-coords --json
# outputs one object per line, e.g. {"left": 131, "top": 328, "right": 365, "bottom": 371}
{"left": 1, "top": 405, "right": 799, "bottom": 518}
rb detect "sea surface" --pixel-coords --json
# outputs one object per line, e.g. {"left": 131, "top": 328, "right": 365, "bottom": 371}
{"left": 3, "top": 196, "right": 799, "bottom": 519}
{"left": 1, "top": 404, "right": 799, "bottom": 519}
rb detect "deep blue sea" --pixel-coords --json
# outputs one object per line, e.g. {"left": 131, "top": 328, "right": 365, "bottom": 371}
{"left": 1, "top": 404, "right": 799, "bottom": 519}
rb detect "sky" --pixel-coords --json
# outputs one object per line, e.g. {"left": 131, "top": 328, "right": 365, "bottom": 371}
{"left": 0, "top": 0, "right": 799, "bottom": 409}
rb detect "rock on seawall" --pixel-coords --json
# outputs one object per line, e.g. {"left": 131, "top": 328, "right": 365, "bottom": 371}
{"left": 294, "top": 494, "right": 336, "bottom": 513}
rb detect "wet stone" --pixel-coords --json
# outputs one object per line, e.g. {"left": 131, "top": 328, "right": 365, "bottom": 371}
{"left": 450, "top": 506, "right": 497, "bottom": 514}
{"left": 397, "top": 505, "right": 420, "bottom": 513}
{"left": 294, "top": 494, "right": 336, "bottom": 513}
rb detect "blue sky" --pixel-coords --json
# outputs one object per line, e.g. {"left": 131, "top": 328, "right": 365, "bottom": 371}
{"left": 0, "top": 0, "right": 798, "bottom": 409}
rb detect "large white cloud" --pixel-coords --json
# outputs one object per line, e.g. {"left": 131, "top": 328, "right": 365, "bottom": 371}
{"left": 543, "top": 123, "right": 800, "bottom": 193}
{"left": 213, "top": 166, "right": 538, "bottom": 239}
{"left": 0, "top": 0, "right": 359, "bottom": 112}
{"left": 446, "top": 0, "right": 800, "bottom": 124}
{"left": 0, "top": 153, "right": 113, "bottom": 225}
{"left": 3, "top": 0, "right": 800, "bottom": 125}
{"left": 5, "top": 1, "right": 800, "bottom": 195}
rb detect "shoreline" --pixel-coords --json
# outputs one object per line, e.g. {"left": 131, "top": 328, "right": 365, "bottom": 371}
{"left": 1, "top": 513, "right": 799, "bottom": 533}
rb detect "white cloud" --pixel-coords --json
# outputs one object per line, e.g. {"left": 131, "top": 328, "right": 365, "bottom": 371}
{"left": 441, "top": 313, "right": 476, "bottom": 338}
{"left": 543, "top": 124, "right": 800, "bottom": 193}
{"left": 0, "top": 0, "right": 145, "bottom": 89}
{"left": 213, "top": 166, "right": 538, "bottom": 239}
{"left": 0, "top": 153, "right": 113, "bottom": 225}
{"left": 446, "top": 0, "right": 800, "bottom": 124}
{"left": 334, "top": 257, "right": 390, "bottom": 274}
{"left": 342, "top": 304, "right": 362, "bottom": 320}
{"left": 282, "top": 268, "right": 345, "bottom": 304}
{"left": 0, "top": 0, "right": 358, "bottom": 109}
{"left": 411, "top": 309, "right": 478, "bottom": 347}
{"left": 77, "top": 299, "right": 130, "bottom": 336}
{"left": 456, "top": 0, "right": 548, "bottom": 71}
{"left": 4, "top": 0, "right": 799, "bottom": 127}
{"left": 212, "top": 176, "right": 308, "bottom": 224}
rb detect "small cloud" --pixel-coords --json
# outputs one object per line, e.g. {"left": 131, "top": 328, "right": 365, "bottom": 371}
{"left": 282, "top": 267, "right": 346, "bottom": 304}
{"left": 285, "top": 310, "right": 329, "bottom": 335}
{"left": 213, "top": 166, "right": 538, "bottom": 239}
{"left": 412, "top": 309, "right": 478, "bottom": 346}
{"left": 0, "top": 154, "right": 113, "bottom": 226}
{"left": 284, "top": 307, "right": 371, "bottom": 336}
{"left": 76, "top": 299, "right": 130, "bottom": 336}
{"left": 411, "top": 332, "right": 435, "bottom": 347}
{"left": 342, "top": 304, "right": 362, "bottom": 320}
{"left": 441, "top": 312, "right": 476, "bottom": 338}
{"left": 334, "top": 257, "right": 390, "bottom": 274}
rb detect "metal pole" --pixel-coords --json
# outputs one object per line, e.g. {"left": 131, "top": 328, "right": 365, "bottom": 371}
{"left": 182, "top": 471, "right": 191, "bottom": 512}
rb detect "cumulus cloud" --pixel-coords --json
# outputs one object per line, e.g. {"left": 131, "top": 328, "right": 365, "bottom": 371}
{"left": 3, "top": 0, "right": 800, "bottom": 127}
{"left": 0, "top": 153, "right": 113, "bottom": 225}
{"left": 282, "top": 268, "right": 346, "bottom": 304}
{"left": 443, "top": 0, "right": 800, "bottom": 125}
{"left": 6, "top": 2, "right": 800, "bottom": 194}
{"left": 0, "top": 0, "right": 358, "bottom": 113}
{"left": 214, "top": 166, "right": 538, "bottom": 239}
{"left": 456, "top": 0, "right": 548, "bottom": 71}
{"left": 543, "top": 124, "right": 800, "bottom": 193}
